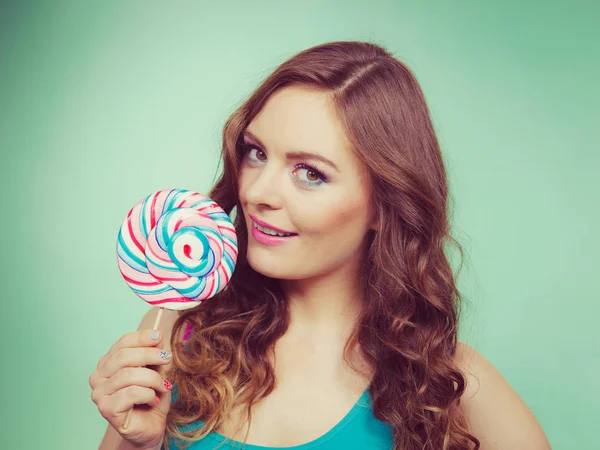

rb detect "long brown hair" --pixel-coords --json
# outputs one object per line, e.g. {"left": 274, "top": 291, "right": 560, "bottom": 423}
{"left": 165, "top": 40, "right": 480, "bottom": 450}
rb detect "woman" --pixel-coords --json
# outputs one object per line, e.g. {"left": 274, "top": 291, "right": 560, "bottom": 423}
{"left": 90, "top": 41, "right": 551, "bottom": 450}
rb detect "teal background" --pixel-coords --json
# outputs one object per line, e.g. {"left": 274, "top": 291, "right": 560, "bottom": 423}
{"left": 1, "top": 1, "right": 597, "bottom": 449}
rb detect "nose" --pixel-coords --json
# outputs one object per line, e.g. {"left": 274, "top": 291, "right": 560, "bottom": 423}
{"left": 243, "top": 163, "right": 284, "bottom": 209}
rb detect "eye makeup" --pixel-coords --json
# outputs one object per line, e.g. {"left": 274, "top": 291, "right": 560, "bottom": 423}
{"left": 240, "top": 140, "right": 330, "bottom": 186}
{"left": 241, "top": 130, "right": 340, "bottom": 172}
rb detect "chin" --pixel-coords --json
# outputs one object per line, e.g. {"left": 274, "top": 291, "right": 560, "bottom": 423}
{"left": 246, "top": 254, "right": 295, "bottom": 280}
{"left": 250, "top": 265, "right": 286, "bottom": 280}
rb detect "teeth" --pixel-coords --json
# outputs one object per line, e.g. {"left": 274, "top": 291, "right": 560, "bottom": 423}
{"left": 253, "top": 221, "right": 293, "bottom": 237}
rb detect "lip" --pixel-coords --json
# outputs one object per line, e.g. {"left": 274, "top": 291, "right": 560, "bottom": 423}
{"left": 251, "top": 224, "right": 298, "bottom": 246}
{"left": 248, "top": 214, "right": 296, "bottom": 235}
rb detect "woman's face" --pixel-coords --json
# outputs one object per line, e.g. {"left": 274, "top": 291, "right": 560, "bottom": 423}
{"left": 238, "top": 85, "right": 376, "bottom": 280}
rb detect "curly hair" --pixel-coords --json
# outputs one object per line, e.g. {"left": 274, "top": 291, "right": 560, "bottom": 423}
{"left": 163, "top": 40, "right": 480, "bottom": 450}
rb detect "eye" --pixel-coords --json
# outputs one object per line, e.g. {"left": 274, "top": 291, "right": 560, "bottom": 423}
{"left": 242, "top": 145, "right": 266, "bottom": 162}
{"left": 241, "top": 142, "right": 329, "bottom": 187}
{"left": 292, "top": 163, "right": 328, "bottom": 186}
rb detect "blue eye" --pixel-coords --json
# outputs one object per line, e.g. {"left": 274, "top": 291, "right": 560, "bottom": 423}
{"left": 241, "top": 144, "right": 328, "bottom": 187}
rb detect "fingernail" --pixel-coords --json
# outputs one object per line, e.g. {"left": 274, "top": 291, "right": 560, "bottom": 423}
{"left": 149, "top": 330, "right": 160, "bottom": 340}
{"left": 155, "top": 395, "right": 161, "bottom": 404}
{"left": 159, "top": 350, "right": 172, "bottom": 360}
{"left": 163, "top": 379, "right": 173, "bottom": 391}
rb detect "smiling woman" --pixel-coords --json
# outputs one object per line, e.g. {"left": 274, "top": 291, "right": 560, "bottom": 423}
{"left": 94, "top": 40, "right": 551, "bottom": 450}
{"left": 237, "top": 85, "right": 377, "bottom": 281}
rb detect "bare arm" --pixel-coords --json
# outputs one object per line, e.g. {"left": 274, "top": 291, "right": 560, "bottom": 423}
{"left": 98, "top": 307, "right": 180, "bottom": 450}
{"left": 456, "top": 342, "right": 552, "bottom": 450}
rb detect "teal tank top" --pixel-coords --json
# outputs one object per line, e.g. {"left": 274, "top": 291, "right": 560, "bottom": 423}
{"left": 163, "top": 383, "right": 393, "bottom": 449}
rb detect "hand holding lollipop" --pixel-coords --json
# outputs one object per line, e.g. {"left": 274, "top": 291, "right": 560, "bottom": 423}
{"left": 116, "top": 189, "right": 238, "bottom": 430}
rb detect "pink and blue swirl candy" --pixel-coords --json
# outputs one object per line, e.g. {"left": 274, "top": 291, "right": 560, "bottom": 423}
{"left": 116, "top": 189, "right": 238, "bottom": 310}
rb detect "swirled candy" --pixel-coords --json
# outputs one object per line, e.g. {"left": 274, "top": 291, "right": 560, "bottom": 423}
{"left": 116, "top": 189, "right": 238, "bottom": 310}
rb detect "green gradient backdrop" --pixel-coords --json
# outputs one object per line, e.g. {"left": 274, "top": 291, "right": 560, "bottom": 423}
{"left": 1, "top": 1, "right": 597, "bottom": 449}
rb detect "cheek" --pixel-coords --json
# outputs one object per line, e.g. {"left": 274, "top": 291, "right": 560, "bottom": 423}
{"left": 299, "top": 197, "right": 368, "bottom": 238}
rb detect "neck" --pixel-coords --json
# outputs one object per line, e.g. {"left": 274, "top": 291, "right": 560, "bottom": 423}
{"left": 279, "top": 259, "right": 365, "bottom": 344}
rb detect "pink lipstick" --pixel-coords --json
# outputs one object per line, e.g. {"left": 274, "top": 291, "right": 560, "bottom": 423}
{"left": 248, "top": 213, "right": 298, "bottom": 247}
{"left": 251, "top": 225, "right": 298, "bottom": 246}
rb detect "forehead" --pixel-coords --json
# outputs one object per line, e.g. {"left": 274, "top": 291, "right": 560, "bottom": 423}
{"left": 246, "top": 85, "right": 356, "bottom": 165}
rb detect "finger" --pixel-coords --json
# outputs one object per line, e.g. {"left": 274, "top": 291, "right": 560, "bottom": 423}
{"left": 96, "top": 354, "right": 108, "bottom": 371}
{"left": 101, "top": 385, "right": 159, "bottom": 418}
{"left": 108, "top": 329, "right": 164, "bottom": 356}
{"left": 103, "top": 367, "right": 170, "bottom": 396}
{"left": 99, "top": 347, "right": 172, "bottom": 379}
{"left": 89, "top": 370, "right": 106, "bottom": 390}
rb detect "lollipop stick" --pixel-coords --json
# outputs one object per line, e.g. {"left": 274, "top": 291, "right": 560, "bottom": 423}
{"left": 152, "top": 307, "right": 164, "bottom": 329}
{"left": 122, "top": 307, "right": 165, "bottom": 430}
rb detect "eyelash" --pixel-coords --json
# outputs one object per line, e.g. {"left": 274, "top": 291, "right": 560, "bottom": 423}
{"left": 240, "top": 143, "right": 329, "bottom": 186}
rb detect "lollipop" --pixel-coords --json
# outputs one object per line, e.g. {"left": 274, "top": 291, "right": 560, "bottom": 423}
{"left": 116, "top": 188, "right": 238, "bottom": 428}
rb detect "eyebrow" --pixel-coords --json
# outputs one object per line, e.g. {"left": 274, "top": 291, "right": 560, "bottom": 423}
{"left": 242, "top": 130, "right": 340, "bottom": 172}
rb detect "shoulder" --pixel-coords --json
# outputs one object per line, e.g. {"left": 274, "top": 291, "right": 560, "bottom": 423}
{"left": 454, "top": 342, "right": 551, "bottom": 449}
